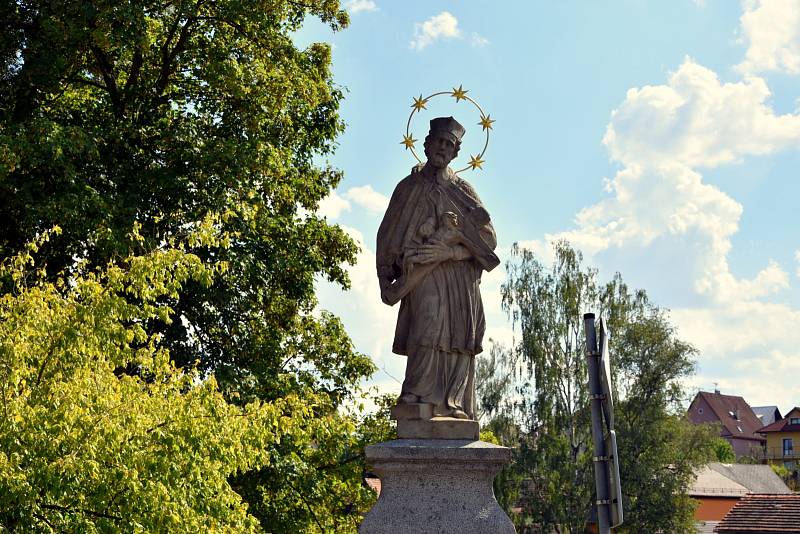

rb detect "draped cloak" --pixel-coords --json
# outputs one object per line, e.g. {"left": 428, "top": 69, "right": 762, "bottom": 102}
{"left": 376, "top": 165, "right": 496, "bottom": 416}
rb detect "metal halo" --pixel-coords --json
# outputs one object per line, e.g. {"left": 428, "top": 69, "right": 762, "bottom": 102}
{"left": 401, "top": 86, "right": 494, "bottom": 175}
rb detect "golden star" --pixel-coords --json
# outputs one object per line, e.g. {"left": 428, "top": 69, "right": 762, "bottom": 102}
{"left": 468, "top": 154, "right": 485, "bottom": 170}
{"left": 451, "top": 84, "right": 468, "bottom": 102}
{"left": 401, "top": 134, "right": 417, "bottom": 150}
{"left": 411, "top": 95, "right": 428, "bottom": 112}
{"left": 478, "top": 114, "right": 495, "bottom": 131}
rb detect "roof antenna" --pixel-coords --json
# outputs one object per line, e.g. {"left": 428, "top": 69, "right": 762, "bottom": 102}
{"left": 714, "top": 382, "right": 720, "bottom": 394}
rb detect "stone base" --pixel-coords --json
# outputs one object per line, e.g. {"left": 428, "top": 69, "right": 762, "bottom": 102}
{"left": 359, "top": 439, "right": 516, "bottom": 534}
{"left": 390, "top": 402, "right": 480, "bottom": 440}
{"left": 390, "top": 402, "right": 432, "bottom": 420}
{"left": 396, "top": 417, "right": 479, "bottom": 440}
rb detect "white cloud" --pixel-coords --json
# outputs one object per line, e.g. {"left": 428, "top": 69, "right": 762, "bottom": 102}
{"left": 344, "top": 0, "right": 377, "bottom": 14}
{"left": 672, "top": 302, "right": 800, "bottom": 413}
{"left": 529, "top": 59, "right": 800, "bottom": 305}
{"left": 410, "top": 11, "right": 461, "bottom": 51}
{"left": 471, "top": 32, "right": 490, "bottom": 47}
{"left": 603, "top": 59, "right": 800, "bottom": 169}
{"left": 343, "top": 185, "right": 389, "bottom": 214}
{"left": 736, "top": 0, "right": 800, "bottom": 75}
{"left": 521, "top": 54, "right": 800, "bottom": 411}
{"left": 317, "top": 225, "right": 401, "bottom": 385}
{"left": 317, "top": 184, "right": 389, "bottom": 219}
{"left": 317, "top": 190, "right": 350, "bottom": 219}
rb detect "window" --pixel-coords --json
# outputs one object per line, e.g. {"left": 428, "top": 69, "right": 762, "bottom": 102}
{"left": 698, "top": 408, "right": 704, "bottom": 414}
{"left": 790, "top": 417, "right": 800, "bottom": 425}
{"left": 783, "top": 438, "right": 794, "bottom": 456}
{"left": 737, "top": 426, "right": 743, "bottom": 433}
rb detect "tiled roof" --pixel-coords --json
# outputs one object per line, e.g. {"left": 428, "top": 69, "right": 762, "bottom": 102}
{"left": 692, "top": 391, "right": 765, "bottom": 442}
{"left": 715, "top": 494, "right": 800, "bottom": 533}
{"left": 364, "top": 477, "right": 381, "bottom": 495}
{"left": 758, "top": 407, "right": 800, "bottom": 434}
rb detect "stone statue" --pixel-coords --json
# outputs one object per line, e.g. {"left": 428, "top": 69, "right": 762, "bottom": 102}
{"left": 376, "top": 116, "right": 498, "bottom": 424}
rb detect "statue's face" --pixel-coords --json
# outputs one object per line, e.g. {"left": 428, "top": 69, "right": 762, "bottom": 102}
{"left": 424, "top": 133, "right": 457, "bottom": 169}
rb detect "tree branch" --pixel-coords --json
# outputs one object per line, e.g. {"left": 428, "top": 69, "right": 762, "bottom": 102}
{"left": 90, "top": 45, "right": 123, "bottom": 116}
{"left": 39, "top": 502, "right": 123, "bottom": 522}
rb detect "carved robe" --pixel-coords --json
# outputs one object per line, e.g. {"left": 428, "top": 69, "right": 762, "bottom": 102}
{"left": 376, "top": 165, "right": 496, "bottom": 418}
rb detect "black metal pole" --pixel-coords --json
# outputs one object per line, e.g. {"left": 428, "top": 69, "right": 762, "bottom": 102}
{"left": 583, "top": 313, "right": 611, "bottom": 534}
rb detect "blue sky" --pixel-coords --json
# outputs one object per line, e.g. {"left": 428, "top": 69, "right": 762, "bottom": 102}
{"left": 305, "top": 0, "right": 800, "bottom": 415}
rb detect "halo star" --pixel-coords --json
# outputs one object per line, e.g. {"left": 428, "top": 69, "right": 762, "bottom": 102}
{"left": 401, "top": 134, "right": 417, "bottom": 150}
{"left": 451, "top": 85, "right": 468, "bottom": 102}
{"left": 478, "top": 114, "right": 495, "bottom": 131}
{"left": 468, "top": 154, "right": 485, "bottom": 170}
{"left": 411, "top": 95, "right": 428, "bottom": 112}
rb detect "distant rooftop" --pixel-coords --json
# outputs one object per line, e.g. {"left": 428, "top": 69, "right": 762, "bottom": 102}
{"left": 690, "top": 463, "right": 791, "bottom": 497}
{"left": 752, "top": 406, "right": 782, "bottom": 427}
{"left": 715, "top": 494, "right": 800, "bottom": 533}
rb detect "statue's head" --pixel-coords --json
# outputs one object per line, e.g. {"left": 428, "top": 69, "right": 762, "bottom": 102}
{"left": 424, "top": 116, "right": 464, "bottom": 170}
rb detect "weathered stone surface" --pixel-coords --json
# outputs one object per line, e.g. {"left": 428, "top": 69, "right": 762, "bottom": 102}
{"left": 359, "top": 439, "right": 515, "bottom": 534}
{"left": 377, "top": 116, "right": 499, "bottom": 424}
{"left": 396, "top": 416, "right": 479, "bottom": 440}
{"left": 390, "top": 402, "right": 433, "bottom": 421}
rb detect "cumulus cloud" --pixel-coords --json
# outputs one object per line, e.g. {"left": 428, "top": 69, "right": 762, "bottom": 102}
{"left": 519, "top": 50, "right": 800, "bottom": 410}
{"left": 410, "top": 11, "right": 461, "bottom": 51}
{"left": 344, "top": 0, "right": 377, "bottom": 14}
{"left": 736, "top": 0, "right": 800, "bottom": 75}
{"left": 528, "top": 59, "right": 800, "bottom": 305}
{"left": 317, "top": 190, "right": 351, "bottom": 219}
{"left": 603, "top": 59, "right": 800, "bottom": 169}
{"left": 316, "top": 184, "right": 389, "bottom": 219}
{"left": 344, "top": 185, "right": 389, "bottom": 214}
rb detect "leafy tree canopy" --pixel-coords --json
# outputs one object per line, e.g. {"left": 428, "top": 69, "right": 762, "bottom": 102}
{"left": 0, "top": 0, "right": 371, "bottom": 400}
{"left": 0, "top": 1, "right": 380, "bottom": 531}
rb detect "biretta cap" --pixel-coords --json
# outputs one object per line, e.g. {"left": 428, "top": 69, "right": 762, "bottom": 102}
{"left": 429, "top": 116, "right": 465, "bottom": 143}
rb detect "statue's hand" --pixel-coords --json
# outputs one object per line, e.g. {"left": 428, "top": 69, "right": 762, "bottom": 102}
{"left": 406, "top": 241, "right": 454, "bottom": 264}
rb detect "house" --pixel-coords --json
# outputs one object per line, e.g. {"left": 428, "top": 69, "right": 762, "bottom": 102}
{"left": 752, "top": 405, "right": 782, "bottom": 428}
{"left": 757, "top": 406, "right": 800, "bottom": 472}
{"left": 690, "top": 462, "right": 791, "bottom": 533}
{"left": 687, "top": 390, "right": 766, "bottom": 457}
{"left": 714, "top": 494, "right": 800, "bottom": 533}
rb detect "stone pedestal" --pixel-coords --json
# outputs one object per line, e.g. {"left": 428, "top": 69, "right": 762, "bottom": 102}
{"left": 390, "top": 402, "right": 479, "bottom": 440}
{"left": 359, "top": 439, "right": 516, "bottom": 534}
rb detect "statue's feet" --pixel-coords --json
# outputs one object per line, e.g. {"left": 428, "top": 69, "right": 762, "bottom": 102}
{"left": 399, "top": 393, "right": 420, "bottom": 404}
{"left": 450, "top": 409, "right": 469, "bottom": 419}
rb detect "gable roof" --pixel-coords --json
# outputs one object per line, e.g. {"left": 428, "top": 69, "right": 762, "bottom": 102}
{"left": 752, "top": 406, "right": 783, "bottom": 427}
{"left": 715, "top": 494, "right": 800, "bottom": 533}
{"left": 758, "top": 407, "right": 800, "bottom": 434}
{"left": 690, "top": 463, "right": 791, "bottom": 497}
{"left": 706, "top": 463, "right": 791, "bottom": 495}
{"left": 691, "top": 391, "right": 766, "bottom": 442}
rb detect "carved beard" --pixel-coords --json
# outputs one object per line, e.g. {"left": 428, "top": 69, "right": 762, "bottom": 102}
{"left": 424, "top": 143, "right": 454, "bottom": 169}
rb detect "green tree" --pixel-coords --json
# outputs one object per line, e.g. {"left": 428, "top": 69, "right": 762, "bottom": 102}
{"left": 0, "top": 1, "right": 377, "bottom": 531}
{"left": 711, "top": 437, "right": 736, "bottom": 463}
{"left": 0, "top": 228, "right": 278, "bottom": 531}
{"left": 480, "top": 241, "right": 717, "bottom": 533}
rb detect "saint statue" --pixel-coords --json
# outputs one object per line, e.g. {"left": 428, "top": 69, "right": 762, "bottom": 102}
{"left": 376, "top": 116, "right": 498, "bottom": 421}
